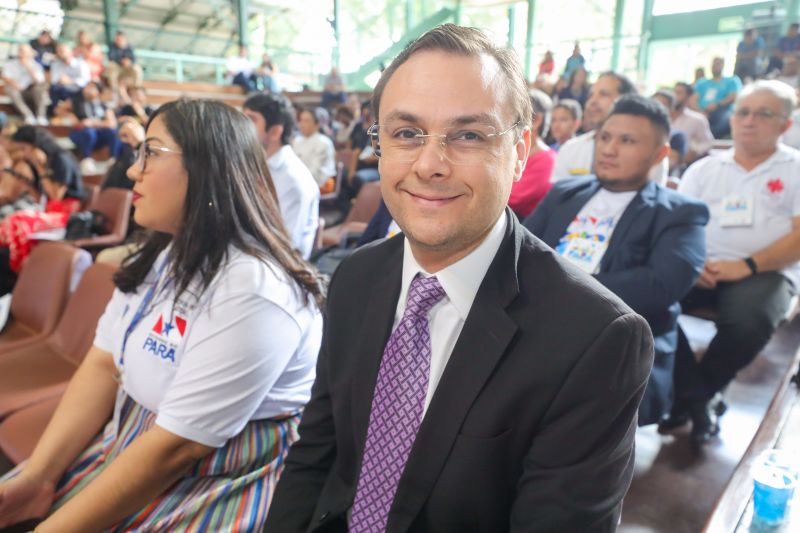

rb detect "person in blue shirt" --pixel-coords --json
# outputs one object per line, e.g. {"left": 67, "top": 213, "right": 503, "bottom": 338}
{"left": 735, "top": 29, "right": 765, "bottom": 81}
{"left": 694, "top": 57, "right": 742, "bottom": 139}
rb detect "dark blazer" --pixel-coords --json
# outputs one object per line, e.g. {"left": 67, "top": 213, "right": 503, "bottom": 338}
{"left": 524, "top": 177, "right": 709, "bottom": 425}
{"left": 266, "top": 209, "right": 654, "bottom": 532}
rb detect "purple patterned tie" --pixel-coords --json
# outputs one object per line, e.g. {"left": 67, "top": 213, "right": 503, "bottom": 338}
{"left": 349, "top": 274, "right": 446, "bottom": 532}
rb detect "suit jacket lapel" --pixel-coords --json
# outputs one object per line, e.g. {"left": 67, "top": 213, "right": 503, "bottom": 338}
{"left": 600, "top": 180, "right": 657, "bottom": 271}
{"left": 388, "top": 210, "right": 522, "bottom": 531}
{"left": 351, "top": 238, "right": 404, "bottom": 459}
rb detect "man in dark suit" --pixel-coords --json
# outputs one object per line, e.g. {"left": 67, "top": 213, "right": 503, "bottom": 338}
{"left": 266, "top": 24, "right": 654, "bottom": 532}
{"left": 525, "top": 95, "right": 709, "bottom": 426}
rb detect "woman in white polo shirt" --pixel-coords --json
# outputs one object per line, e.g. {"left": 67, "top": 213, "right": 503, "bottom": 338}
{"left": 0, "top": 99, "right": 324, "bottom": 531}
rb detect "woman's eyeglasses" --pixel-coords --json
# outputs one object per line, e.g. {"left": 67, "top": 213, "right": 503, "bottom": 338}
{"left": 136, "top": 143, "right": 182, "bottom": 172}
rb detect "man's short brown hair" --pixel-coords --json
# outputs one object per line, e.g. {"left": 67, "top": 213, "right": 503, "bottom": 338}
{"left": 371, "top": 24, "right": 532, "bottom": 136}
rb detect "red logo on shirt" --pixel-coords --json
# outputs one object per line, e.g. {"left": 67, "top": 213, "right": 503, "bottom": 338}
{"left": 767, "top": 178, "right": 784, "bottom": 194}
{"left": 151, "top": 314, "right": 187, "bottom": 338}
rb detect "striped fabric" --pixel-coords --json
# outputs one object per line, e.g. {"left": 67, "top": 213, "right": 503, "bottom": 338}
{"left": 5, "top": 394, "right": 300, "bottom": 532}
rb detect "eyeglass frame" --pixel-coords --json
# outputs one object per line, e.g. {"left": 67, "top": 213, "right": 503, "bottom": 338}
{"left": 366, "top": 120, "right": 522, "bottom": 163}
{"left": 732, "top": 107, "right": 788, "bottom": 121}
{"left": 135, "top": 142, "right": 183, "bottom": 172}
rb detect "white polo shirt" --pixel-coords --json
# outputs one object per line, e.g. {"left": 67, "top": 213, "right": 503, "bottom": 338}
{"left": 94, "top": 244, "right": 323, "bottom": 447}
{"left": 551, "top": 130, "right": 668, "bottom": 185}
{"left": 678, "top": 144, "right": 800, "bottom": 288}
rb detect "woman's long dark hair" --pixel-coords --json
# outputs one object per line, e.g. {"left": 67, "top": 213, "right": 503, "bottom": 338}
{"left": 114, "top": 99, "right": 324, "bottom": 309}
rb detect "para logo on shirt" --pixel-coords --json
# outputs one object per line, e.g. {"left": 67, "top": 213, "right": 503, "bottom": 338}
{"left": 142, "top": 313, "right": 187, "bottom": 363}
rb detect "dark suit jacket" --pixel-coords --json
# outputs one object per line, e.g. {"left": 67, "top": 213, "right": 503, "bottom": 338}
{"left": 524, "top": 177, "right": 709, "bottom": 425}
{"left": 266, "top": 209, "right": 654, "bottom": 532}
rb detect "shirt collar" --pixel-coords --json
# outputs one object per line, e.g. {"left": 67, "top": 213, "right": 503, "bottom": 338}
{"left": 721, "top": 143, "right": 797, "bottom": 169}
{"left": 399, "top": 213, "right": 508, "bottom": 320}
{"left": 267, "top": 144, "right": 292, "bottom": 172}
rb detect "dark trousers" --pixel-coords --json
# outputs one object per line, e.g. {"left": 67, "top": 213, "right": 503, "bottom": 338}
{"left": 69, "top": 127, "right": 121, "bottom": 160}
{"left": 674, "top": 272, "right": 795, "bottom": 402}
{"left": 232, "top": 72, "right": 256, "bottom": 93}
{"left": 48, "top": 85, "right": 81, "bottom": 115}
{"left": 708, "top": 105, "right": 733, "bottom": 139}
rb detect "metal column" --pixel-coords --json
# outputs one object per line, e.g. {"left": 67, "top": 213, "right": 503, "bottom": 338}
{"left": 637, "top": 0, "right": 654, "bottom": 77}
{"left": 406, "top": 0, "right": 414, "bottom": 33}
{"left": 507, "top": 4, "right": 516, "bottom": 48}
{"left": 102, "top": 0, "right": 119, "bottom": 48}
{"left": 236, "top": 0, "right": 249, "bottom": 49}
{"left": 333, "top": 0, "right": 341, "bottom": 70}
{"left": 524, "top": 0, "right": 536, "bottom": 79}
{"left": 610, "top": 0, "right": 626, "bottom": 72}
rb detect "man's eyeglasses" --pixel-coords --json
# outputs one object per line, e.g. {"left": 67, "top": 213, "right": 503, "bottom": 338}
{"left": 135, "top": 143, "right": 182, "bottom": 172}
{"left": 367, "top": 121, "right": 520, "bottom": 165}
{"left": 733, "top": 107, "right": 786, "bottom": 121}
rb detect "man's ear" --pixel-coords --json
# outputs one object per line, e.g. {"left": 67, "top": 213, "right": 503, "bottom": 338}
{"left": 652, "top": 142, "right": 670, "bottom": 166}
{"left": 268, "top": 123, "right": 284, "bottom": 142}
{"left": 513, "top": 127, "right": 532, "bottom": 182}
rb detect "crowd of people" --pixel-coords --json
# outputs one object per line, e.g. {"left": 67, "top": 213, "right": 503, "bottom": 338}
{"left": 0, "top": 20, "right": 798, "bottom": 532}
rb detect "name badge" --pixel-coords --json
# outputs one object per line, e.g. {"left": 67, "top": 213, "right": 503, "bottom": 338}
{"left": 560, "top": 237, "right": 607, "bottom": 274}
{"left": 703, "top": 87, "right": 718, "bottom": 105}
{"left": 720, "top": 193, "right": 754, "bottom": 227}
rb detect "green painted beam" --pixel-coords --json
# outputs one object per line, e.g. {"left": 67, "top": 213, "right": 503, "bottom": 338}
{"left": 350, "top": 7, "right": 455, "bottom": 90}
{"left": 333, "top": 0, "right": 341, "bottom": 70}
{"left": 120, "top": 0, "right": 142, "bottom": 17}
{"left": 610, "top": 0, "right": 625, "bottom": 72}
{"left": 102, "top": 0, "right": 120, "bottom": 48}
{"left": 524, "top": 0, "right": 536, "bottom": 79}
{"left": 406, "top": 0, "right": 414, "bottom": 34}
{"left": 650, "top": 2, "right": 773, "bottom": 41}
{"left": 636, "top": 0, "right": 654, "bottom": 76}
{"left": 237, "top": 0, "right": 249, "bottom": 48}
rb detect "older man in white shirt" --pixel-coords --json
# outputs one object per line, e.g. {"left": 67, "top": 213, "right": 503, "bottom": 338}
{"left": 671, "top": 82, "right": 715, "bottom": 163}
{"left": 243, "top": 93, "right": 320, "bottom": 259}
{"left": 662, "top": 80, "right": 800, "bottom": 445}
{"left": 292, "top": 107, "right": 336, "bottom": 189}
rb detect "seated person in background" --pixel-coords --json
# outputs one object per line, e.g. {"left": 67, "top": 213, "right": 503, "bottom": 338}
{"left": 227, "top": 45, "right": 255, "bottom": 93}
{"left": 107, "top": 31, "right": 144, "bottom": 104}
{"left": 73, "top": 30, "right": 104, "bottom": 82}
{"left": 526, "top": 95, "right": 708, "bottom": 426}
{"left": 734, "top": 29, "right": 765, "bottom": 81}
{"left": 662, "top": 80, "right": 800, "bottom": 445}
{"left": 243, "top": 94, "right": 319, "bottom": 259}
{"left": 2, "top": 44, "right": 48, "bottom": 125}
{"left": 508, "top": 89, "right": 556, "bottom": 219}
{"left": 342, "top": 100, "right": 379, "bottom": 204}
{"left": 292, "top": 107, "right": 336, "bottom": 191}
{"left": 117, "top": 85, "right": 154, "bottom": 124}
{"left": 0, "top": 159, "right": 42, "bottom": 220}
{"left": 321, "top": 67, "right": 347, "bottom": 110}
{"left": 549, "top": 98, "right": 582, "bottom": 150}
{"left": 253, "top": 54, "right": 279, "bottom": 93}
{"left": 332, "top": 104, "right": 356, "bottom": 149}
{"left": 102, "top": 117, "right": 142, "bottom": 191}
{"left": 0, "top": 163, "right": 81, "bottom": 283}
{"left": 774, "top": 55, "right": 800, "bottom": 89}
{"left": 694, "top": 57, "right": 742, "bottom": 139}
{"left": 48, "top": 43, "right": 91, "bottom": 113}
{"left": 556, "top": 66, "right": 589, "bottom": 109}
{"left": 29, "top": 30, "right": 56, "bottom": 70}
{"left": 68, "top": 81, "right": 121, "bottom": 175}
{"left": 0, "top": 99, "right": 324, "bottom": 531}
{"left": 670, "top": 83, "right": 714, "bottom": 164}
{"left": 553, "top": 71, "right": 668, "bottom": 185}
{"left": 667, "top": 130, "right": 688, "bottom": 179}
{"left": 11, "top": 126, "right": 83, "bottom": 200}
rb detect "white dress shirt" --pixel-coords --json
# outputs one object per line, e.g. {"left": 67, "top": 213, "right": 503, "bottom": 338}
{"left": 267, "top": 145, "right": 320, "bottom": 259}
{"left": 49, "top": 57, "right": 90, "bottom": 90}
{"left": 552, "top": 130, "right": 668, "bottom": 185}
{"left": 394, "top": 213, "right": 507, "bottom": 413}
{"left": 292, "top": 132, "right": 337, "bottom": 186}
{"left": 2, "top": 58, "right": 44, "bottom": 90}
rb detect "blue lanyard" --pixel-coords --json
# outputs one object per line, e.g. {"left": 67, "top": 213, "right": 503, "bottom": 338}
{"left": 119, "top": 258, "right": 170, "bottom": 368}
